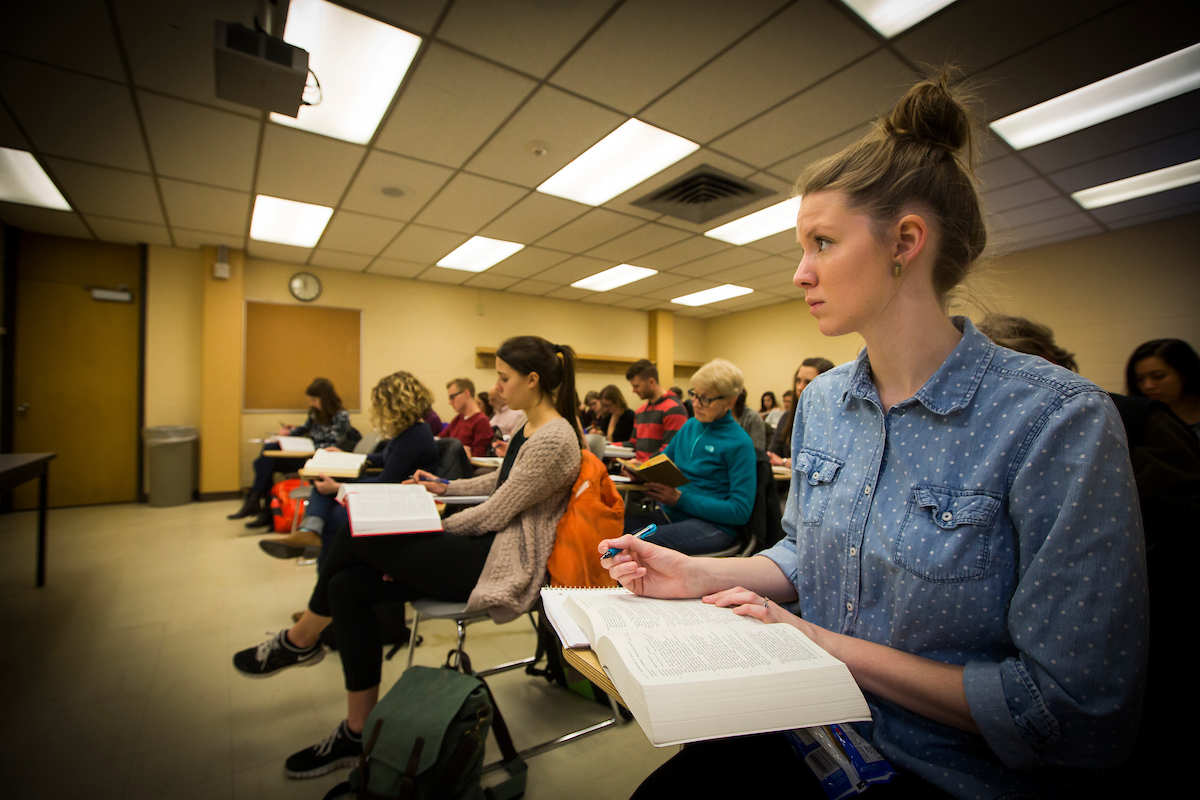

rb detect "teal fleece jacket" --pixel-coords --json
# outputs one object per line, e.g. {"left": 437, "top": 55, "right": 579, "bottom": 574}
{"left": 661, "top": 412, "right": 756, "bottom": 536}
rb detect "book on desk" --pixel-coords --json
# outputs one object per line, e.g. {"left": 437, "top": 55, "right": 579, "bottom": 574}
{"left": 335, "top": 483, "right": 443, "bottom": 536}
{"left": 298, "top": 449, "right": 368, "bottom": 479}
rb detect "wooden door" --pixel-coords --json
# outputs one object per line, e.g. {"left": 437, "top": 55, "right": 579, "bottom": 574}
{"left": 11, "top": 234, "right": 140, "bottom": 508}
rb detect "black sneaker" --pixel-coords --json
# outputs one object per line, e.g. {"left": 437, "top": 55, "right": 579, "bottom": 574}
{"left": 233, "top": 630, "right": 324, "bottom": 678}
{"left": 285, "top": 720, "right": 363, "bottom": 779}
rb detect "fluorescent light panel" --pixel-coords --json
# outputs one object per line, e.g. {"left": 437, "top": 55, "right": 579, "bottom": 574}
{"left": 0, "top": 147, "right": 70, "bottom": 211}
{"left": 705, "top": 196, "right": 802, "bottom": 245}
{"left": 537, "top": 119, "right": 699, "bottom": 206}
{"left": 841, "top": 0, "right": 958, "bottom": 38}
{"left": 271, "top": 0, "right": 421, "bottom": 144}
{"left": 250, "top": 194, "right": 333, "bottom": 247}
{"left": 671, "top": 284, "right": 753, "bottom": 307}
{"left": 1071, "top": 158, "right": 1200, "bottom": 210}
{"left": 437, "top": 237, "right": 524, "bottom": 273}
{"left": 991, "top": 43, "right": 1200, "bottom": 150}
{"left": 570, "top": 264, "right": 658, "bottom": 292}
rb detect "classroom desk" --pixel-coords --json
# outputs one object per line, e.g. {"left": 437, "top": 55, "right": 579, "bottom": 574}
{"left": 563, "top": 648, "right": 626, "bottom": 709}
{"left": 470, "top": 456, "right": 503, "bottom": 470}
{"left": 263, "top": 449, "right": 316, "bottom": 458}
{"left": 0, "top": 453, "right": 56, "bottom": 588}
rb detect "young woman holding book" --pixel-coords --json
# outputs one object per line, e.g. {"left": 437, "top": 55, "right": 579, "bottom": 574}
{"left": 232, "top": 336, "right": 582, "bottom": 780}
{"left": 257, "top": 371, "right": 439, "bottom": 563}
{"left": 600, "top": 76, "right": 1147, "bottom": 800}
{"left": 229, "top": 377, "right": 352, "bottom": 528}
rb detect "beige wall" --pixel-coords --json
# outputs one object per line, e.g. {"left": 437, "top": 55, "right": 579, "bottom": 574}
{"left": 144, "top": 245, "right": 203, "bottom": 428}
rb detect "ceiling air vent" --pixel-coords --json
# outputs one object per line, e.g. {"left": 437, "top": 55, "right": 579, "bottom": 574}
{"left": 632, "top": 165, "right": 775, "bottom": 224}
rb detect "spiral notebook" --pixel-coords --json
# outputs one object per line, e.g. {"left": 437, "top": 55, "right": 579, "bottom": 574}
{"left": 540, "top": 586, "right": 630, "bottom": 648}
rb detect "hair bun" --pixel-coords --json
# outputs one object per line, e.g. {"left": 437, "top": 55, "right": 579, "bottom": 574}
{"left": 883, "top": 74, "right": 972, "bottom": 155}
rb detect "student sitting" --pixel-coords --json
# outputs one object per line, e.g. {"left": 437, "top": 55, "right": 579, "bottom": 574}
{"left": 591, "top": 384, "right": 635, "bottom": 442}
{"left": 580, "top": 390, "right": 601, "bottom": 430}
{"left": 670, "top": 385, "right": 694, "bottom": 418}
{"left": 621, "top": 359, "right": 756, "bottom": 555}
{"left": 759, "top": 391, "right": 782, "bottom": 427}
{"left": 767, "top": 358, "right": 834, "bottom": 468}
{"left": 257, "top": 371, "right": 440, "bottom": 563}
{"left": 489, "top": 392, "right": 527, "bottom": 439}
{"left": 232, "top": 337, "right": 583, "bottom": 779}
{"left": 1126, "top": 338, "right": 1200, "bottom": 439}
{"left": 441, "top": 378, "right": 493, "bottom": 457}
{"left": 230, "top": 377, "right": 351, "bottom": 528}
{"left": 733, "top": 390, "right": 766, "bottom": 449}
{"left": 624, "top": 359, "right": 688, "bottom": 461}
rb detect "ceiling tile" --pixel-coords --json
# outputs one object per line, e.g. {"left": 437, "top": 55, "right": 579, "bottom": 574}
{"left": 1046, "top": 131, "right": 1200, "bottom": 195}
{"left": 1003, "top": 226, "right": 1102, "bottom": 255}
{"left": 139, "top": 92, "right": 259, "bottom": 190}
{"left": 375, "top": 43, "right": 537, "bottom": 168}
{"left": 413, "top": 172, "right": 526, "bottom": 233}
{"left": 743, "top": 229, "right": 801, "bottom": 257}
{"left": 368, "top": 258, "right": 426, "bottom": 279}
{"left": 635, "top": 236, "right": 729, "bottom": 269}
{"left": 114, "top": 0, "right": 262, "bottom": 118}
{"left": 705, "top": 254, "right": 796, "bottom": 283}
{"left": 479, "top": 192, "right": 589, "bottom": 244}
{"left": 578, "top": 290, "right": 634, "bottom": 306}
{"left": 2, "top": 1, "right": 125, "bottom": 80}
{"left": 669, "top": 246, "right": 761, "bottom": 278}
{"left": 0, "top": 202, "right": 91, "bottom": 239}
{"left": 506, "top": 279, "right": 559, "bottom": 296}
{"left": 341, "top": 150, "right": 455, "bottom": 221}
{"left": 381, "top": 224, "right": 467, "bottom": 263}
{"left": 981, "top": 178, "right": 1062, "bottom": 214}
{"left": 437, "top": 0, "right": 618, "bottom": 78}
{"left": 975, "top": 155, "right": 1038, "bottom": 194}
{"left": 485, "top": 246, "right": 571, "bottom": 278}
{"left": 85, "top": 216, "right": 172, "bottom": 246}
{"left": 545, "top": 286, "right": 591, "bottom": 301}
{"left": 740, "top": 267, "right": 799, "bottom": 293}
{"left": 317, "top": 211, "right": 404, "bottom": 256}
{"left": 255, "top": 124, "right": 365, "bottom": 207}
{"left": 311, "top": 249, "right": 372, "bottom": 272}
{"left": 158, "top": 178, "right": 250, "bottom": 236}
{"left": 765, "top": 123, "right": 872, "bottom": 183}
{"left": 171, "top": 227, "right": 244, "bottom": 250}
{"left": 419, "top": 266, "right": 473, "bottom": 285}
{"left": 43, "top": 158, "right": 164, "bottom": 224}
{"left": 1104, "top": 202, "right": 1200, "bottom": 232}
{"left": 600, "top": 148, "right": 765, "bottom": 224}
{"left": 247, "top": 240, "right": 312, "bottom": 265}
{"left": 0, "top": 56, "right": 150, "bottom": 171}
{"left": 463, "top": 273, "right": 521, "bottom": 291}
{"left": 991, "top": 197, "right": 1081, "bottom": 231}
{"left": 645, "top": 277, "right": 719, "bottom": 300}
{"left": 1003, "top": 213, "right": 1102, "bottom": 245}
{"left": 528, "top": 254, "right": 612, "bottom": 285}
{"left": 1088, "top": 182, "right": 1200, "bottom": 227}
{"left": 586, "top": 222, "right": 691, "bottom": 261}
{"left": 616, "top": 271, "right": 689, "bottom": 294}
{"left": 0, "top": 103, "right": 30, "bottom": 149}
{"left": 641, "top": 0, "right": 876, "bottom": 143}
{"left": 710, "top": 51, "right": 916, "bottom": 168}
{"left": 464, "top": 86, "right": 626, "bottom": 188}
{"left": 535, "top": 208, "right": 644, "bottom": 251}
{"left": 551, "top": 0, "right": 788, "bottom": 114}
{"left": 350, "top": 0, "right": 450, "bottom": 34}
{"left": 611, "top": 294, "right": 663, "bottom": 310}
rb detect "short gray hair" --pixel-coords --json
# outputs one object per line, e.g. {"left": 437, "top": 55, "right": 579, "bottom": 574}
{"left": 691, "top": 358, "right": 744, "bottom": 399}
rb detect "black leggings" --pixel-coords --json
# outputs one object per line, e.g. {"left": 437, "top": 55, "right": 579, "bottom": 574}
{"left": 251, "top": 442, "right": 306, "bottom": 494}
{"left": 308, "top": 523, "right": 494, "bottom": 692}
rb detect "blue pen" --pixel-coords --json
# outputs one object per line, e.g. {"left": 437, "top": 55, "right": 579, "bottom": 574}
{"left": 602, "top": 524, "right": 657, "bottom": 560}
{"left": 411, "top": 473, "right": 450, "bottom": 485}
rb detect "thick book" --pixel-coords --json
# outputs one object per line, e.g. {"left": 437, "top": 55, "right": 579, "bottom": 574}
{"left": 276, "top": 435, "right": 315, "bottom": 452}
{"left": 617, "top": 453, "right": 689, "bottom": 487}
{"left": 299, "top": 449, "right": 367, "bottom": 479}
{"left": 337, "top": 483, "right": 444, "bottom": 537}
{"left": 550, "top": 590, "right": 870, "bottom": 747}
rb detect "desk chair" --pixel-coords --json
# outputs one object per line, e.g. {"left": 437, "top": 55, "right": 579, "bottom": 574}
{"left": 696, "top": 449, "right": 780, "bottom": 559}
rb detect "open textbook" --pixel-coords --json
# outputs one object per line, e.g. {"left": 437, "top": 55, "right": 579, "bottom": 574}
{"left": 335, "top": 483, "right": 443, "bottom": 536}
{"left": 276, "top": 435, "right": 315, "bottom": 452}
{"left": 298, "top": 449, "right": 367, "bottom": 479}
{"left": 617, "top": 453, "right": 689, "bottom": 487}
{"left": 544, "top": 589, "right": 870, "bottom": 747}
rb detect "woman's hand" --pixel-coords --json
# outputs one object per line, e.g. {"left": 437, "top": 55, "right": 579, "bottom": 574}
{"left": 323, "top": 446, "right": 341, "bottom": 452}
{"left": 768, "top": 451, "right": 785, "bottom": 467}
{"left": 704, "top": 587, "right": 831, "bottom": 649}
{"left": 493, "top": 440, "right": 509, "bottom": 457}
{"left": 409, "top": 469, "right": 447, "bottom": 495}
{"left": 641, "top": 481, "right": 681, "bottom": 505}
{"left": 599, "top": 534, "right": 696, "bottom": 599}
{"left": 313, "top": 475, "right": 339, "bottom": 495}
{"left": 276, "top": 426, "right": 294, "bottom": 436}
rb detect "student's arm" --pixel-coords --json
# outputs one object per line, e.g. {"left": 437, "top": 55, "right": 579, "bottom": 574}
{"left": 469, "top": 414, "right": 492, "bottom": 457}
{"left": 371, "top": 430, "right": 432, "bottom": 483}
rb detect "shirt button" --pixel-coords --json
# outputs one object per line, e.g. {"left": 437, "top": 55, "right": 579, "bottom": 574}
{"left": 941, "top": 511, "right": 953, "bottom": 522}
{"left": 863, "top": 485, "right": 871, "bottom": 495}
{"left": 846, "top": 601, "right": 854, "bottom": 612}
{"left": 849, "top": 546, "right": 858, "bottom": 556}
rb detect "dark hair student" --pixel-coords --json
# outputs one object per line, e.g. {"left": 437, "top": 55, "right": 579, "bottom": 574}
{"left": 305, "top": 377, "right": 344, "bottom": 426}
{"left": 1126, "top": 339, "right": 1200, "bottom": 436}
{"left": 495, "top": 336, "right": 582, "bottom": 446}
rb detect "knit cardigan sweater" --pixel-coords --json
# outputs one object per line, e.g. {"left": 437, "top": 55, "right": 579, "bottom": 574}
{"left": 442, "top": 416, "right": 581, "bottom": 622}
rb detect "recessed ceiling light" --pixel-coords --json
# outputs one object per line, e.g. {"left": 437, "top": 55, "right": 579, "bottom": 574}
{"left": 1071, "top": 158, "right": 1200, "bottom": 210}
{"left": 671, "top": 284, "right": 753, "bottom": 307}
{"left": 250, "top": 194, "right": 333, "bottom": 247}
{"left": 436, "top": 236, "right": 525, "bottom": 272}
{"left": 570, "top": 264, "right": 658, "bottom": 292}
{"left": 537, "top": 119, "right": 699, "bottom": 207}
{"left": 841, "top": 0, "right": 959, "bottom": 38}
{"left": 991, "top": 42, "right": 1200, "bottom": 150}
{"left": 0, "top": 147, "right": 71, "bottom": 211}
{"left": 704, "top": 196, "right": 802, "bottom": 245}
{"left": 270, "top": 0, "right": 421, "bottom": 144}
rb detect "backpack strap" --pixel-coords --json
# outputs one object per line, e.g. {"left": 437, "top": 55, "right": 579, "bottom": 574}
{"left": 396, "top": 737, "right": 425, "bottom": 800}
{"left": 479, "top": 678, "right": 527, "bottom": 800}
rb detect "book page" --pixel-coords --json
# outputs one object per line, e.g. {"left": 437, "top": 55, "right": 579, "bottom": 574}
{"left": 565, "top": 594, "right": 757, "bottom": 642}
{"left": 336, "top": 483, "right": 427, "bottom": 503}
{"left": 277, "top": 436, "right": 315, "bottom": 451}
{"left": 306, "top": 450, "right": 367, "bottom": 470}
{"left": 347, "top": 489, "right": 442, "bottom": 535}
{"left": 540, "top": 588, "right": 630, "bottom": 648}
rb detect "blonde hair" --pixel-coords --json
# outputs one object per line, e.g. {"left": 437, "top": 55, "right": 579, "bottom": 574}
{"left": 371, "top": 371, "right": 435, "bottom": 438}
{"left": 691, "top": 358, "right": 744, "bottom": 399}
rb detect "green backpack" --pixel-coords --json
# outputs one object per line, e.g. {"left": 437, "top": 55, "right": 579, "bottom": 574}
{"left": 324, "top": 656, "right": 526, "bottom": 800}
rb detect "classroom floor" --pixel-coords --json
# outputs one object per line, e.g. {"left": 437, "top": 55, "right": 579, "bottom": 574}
{"left": 0, "top": 501, "right": 675, "bottom": 800}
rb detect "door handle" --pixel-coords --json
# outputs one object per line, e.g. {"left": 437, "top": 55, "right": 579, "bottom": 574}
{"left": 17, "top": 403, "right": 29, "bottom": 413}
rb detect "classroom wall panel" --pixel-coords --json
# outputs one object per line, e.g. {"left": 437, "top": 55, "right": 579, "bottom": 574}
{"left": 199, "top": 245, "right": 245, "bottom": 494}
{"left": 243, "top": 301, "right": 362, "bottom": 411}
{"left": 144, "top": 245, "right": 202, "bottom": 428}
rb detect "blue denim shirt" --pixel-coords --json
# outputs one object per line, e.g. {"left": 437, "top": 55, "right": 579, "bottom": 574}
{"left": 761, "top": 318, "right": 1148, "bottom": 799}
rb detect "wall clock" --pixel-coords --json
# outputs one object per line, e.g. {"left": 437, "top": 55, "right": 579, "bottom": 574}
{"left": 289, "top": 272, "right": 322, "bottom": 302}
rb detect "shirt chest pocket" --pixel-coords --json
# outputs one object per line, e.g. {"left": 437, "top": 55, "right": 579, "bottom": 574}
{"left": 794, "top": 449, "right": 844, "bottom": 526}
{"left": 893, "top": 486, "right": 1002, "bottom": 583}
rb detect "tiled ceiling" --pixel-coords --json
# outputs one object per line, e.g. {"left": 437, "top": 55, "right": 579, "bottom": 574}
{"left": 2, "top": 0, "right": 1198, "bottom": 319}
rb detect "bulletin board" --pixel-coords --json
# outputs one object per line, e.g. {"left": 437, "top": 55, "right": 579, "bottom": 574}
{"left": 244, "top": 301, "right": 361, "bottom": 410}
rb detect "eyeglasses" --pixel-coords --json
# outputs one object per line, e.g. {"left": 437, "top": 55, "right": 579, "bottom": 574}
{"left": 687, "top": 389, "right": 728, "bottom": 408}
{"left": 448, "top": 389, "right": 466, "bottom": 401}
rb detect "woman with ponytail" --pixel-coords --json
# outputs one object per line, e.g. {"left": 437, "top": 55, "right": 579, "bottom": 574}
{"left": 233, "top": 336, "right": 582, "bottom": 779}
{"left": 601, "top": 74, "right": 1147, "bottom": 799}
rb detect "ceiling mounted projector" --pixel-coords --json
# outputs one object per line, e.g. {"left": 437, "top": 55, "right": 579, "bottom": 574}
{"left": 213, "top": 21, "right": 309, "bottom": 117}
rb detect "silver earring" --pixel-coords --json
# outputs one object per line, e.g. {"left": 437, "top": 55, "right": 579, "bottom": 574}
{"left": 893, "top": 261, "right": 902, "bottom": 277}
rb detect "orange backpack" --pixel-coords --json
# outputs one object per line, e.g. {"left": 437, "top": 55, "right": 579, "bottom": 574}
{"left": 546, "top": 450, "right": 623, "bottom": 588}
{"left": 269, "top": 478, "right": 306, "bottom": 533}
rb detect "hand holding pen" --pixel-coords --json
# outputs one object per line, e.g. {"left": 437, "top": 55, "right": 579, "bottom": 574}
{"left": 598, "top": 525, "right": 696, "bottom": 598}
{"left": 602, "top": 524, "right": 656, "bottom": 559}
{"left": 404, "top": 468, "right": 449, "bottom": 495}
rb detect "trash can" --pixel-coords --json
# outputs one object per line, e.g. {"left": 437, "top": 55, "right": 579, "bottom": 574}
{"left": 145, "top": 425, "right": 198, "bottom": 507}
